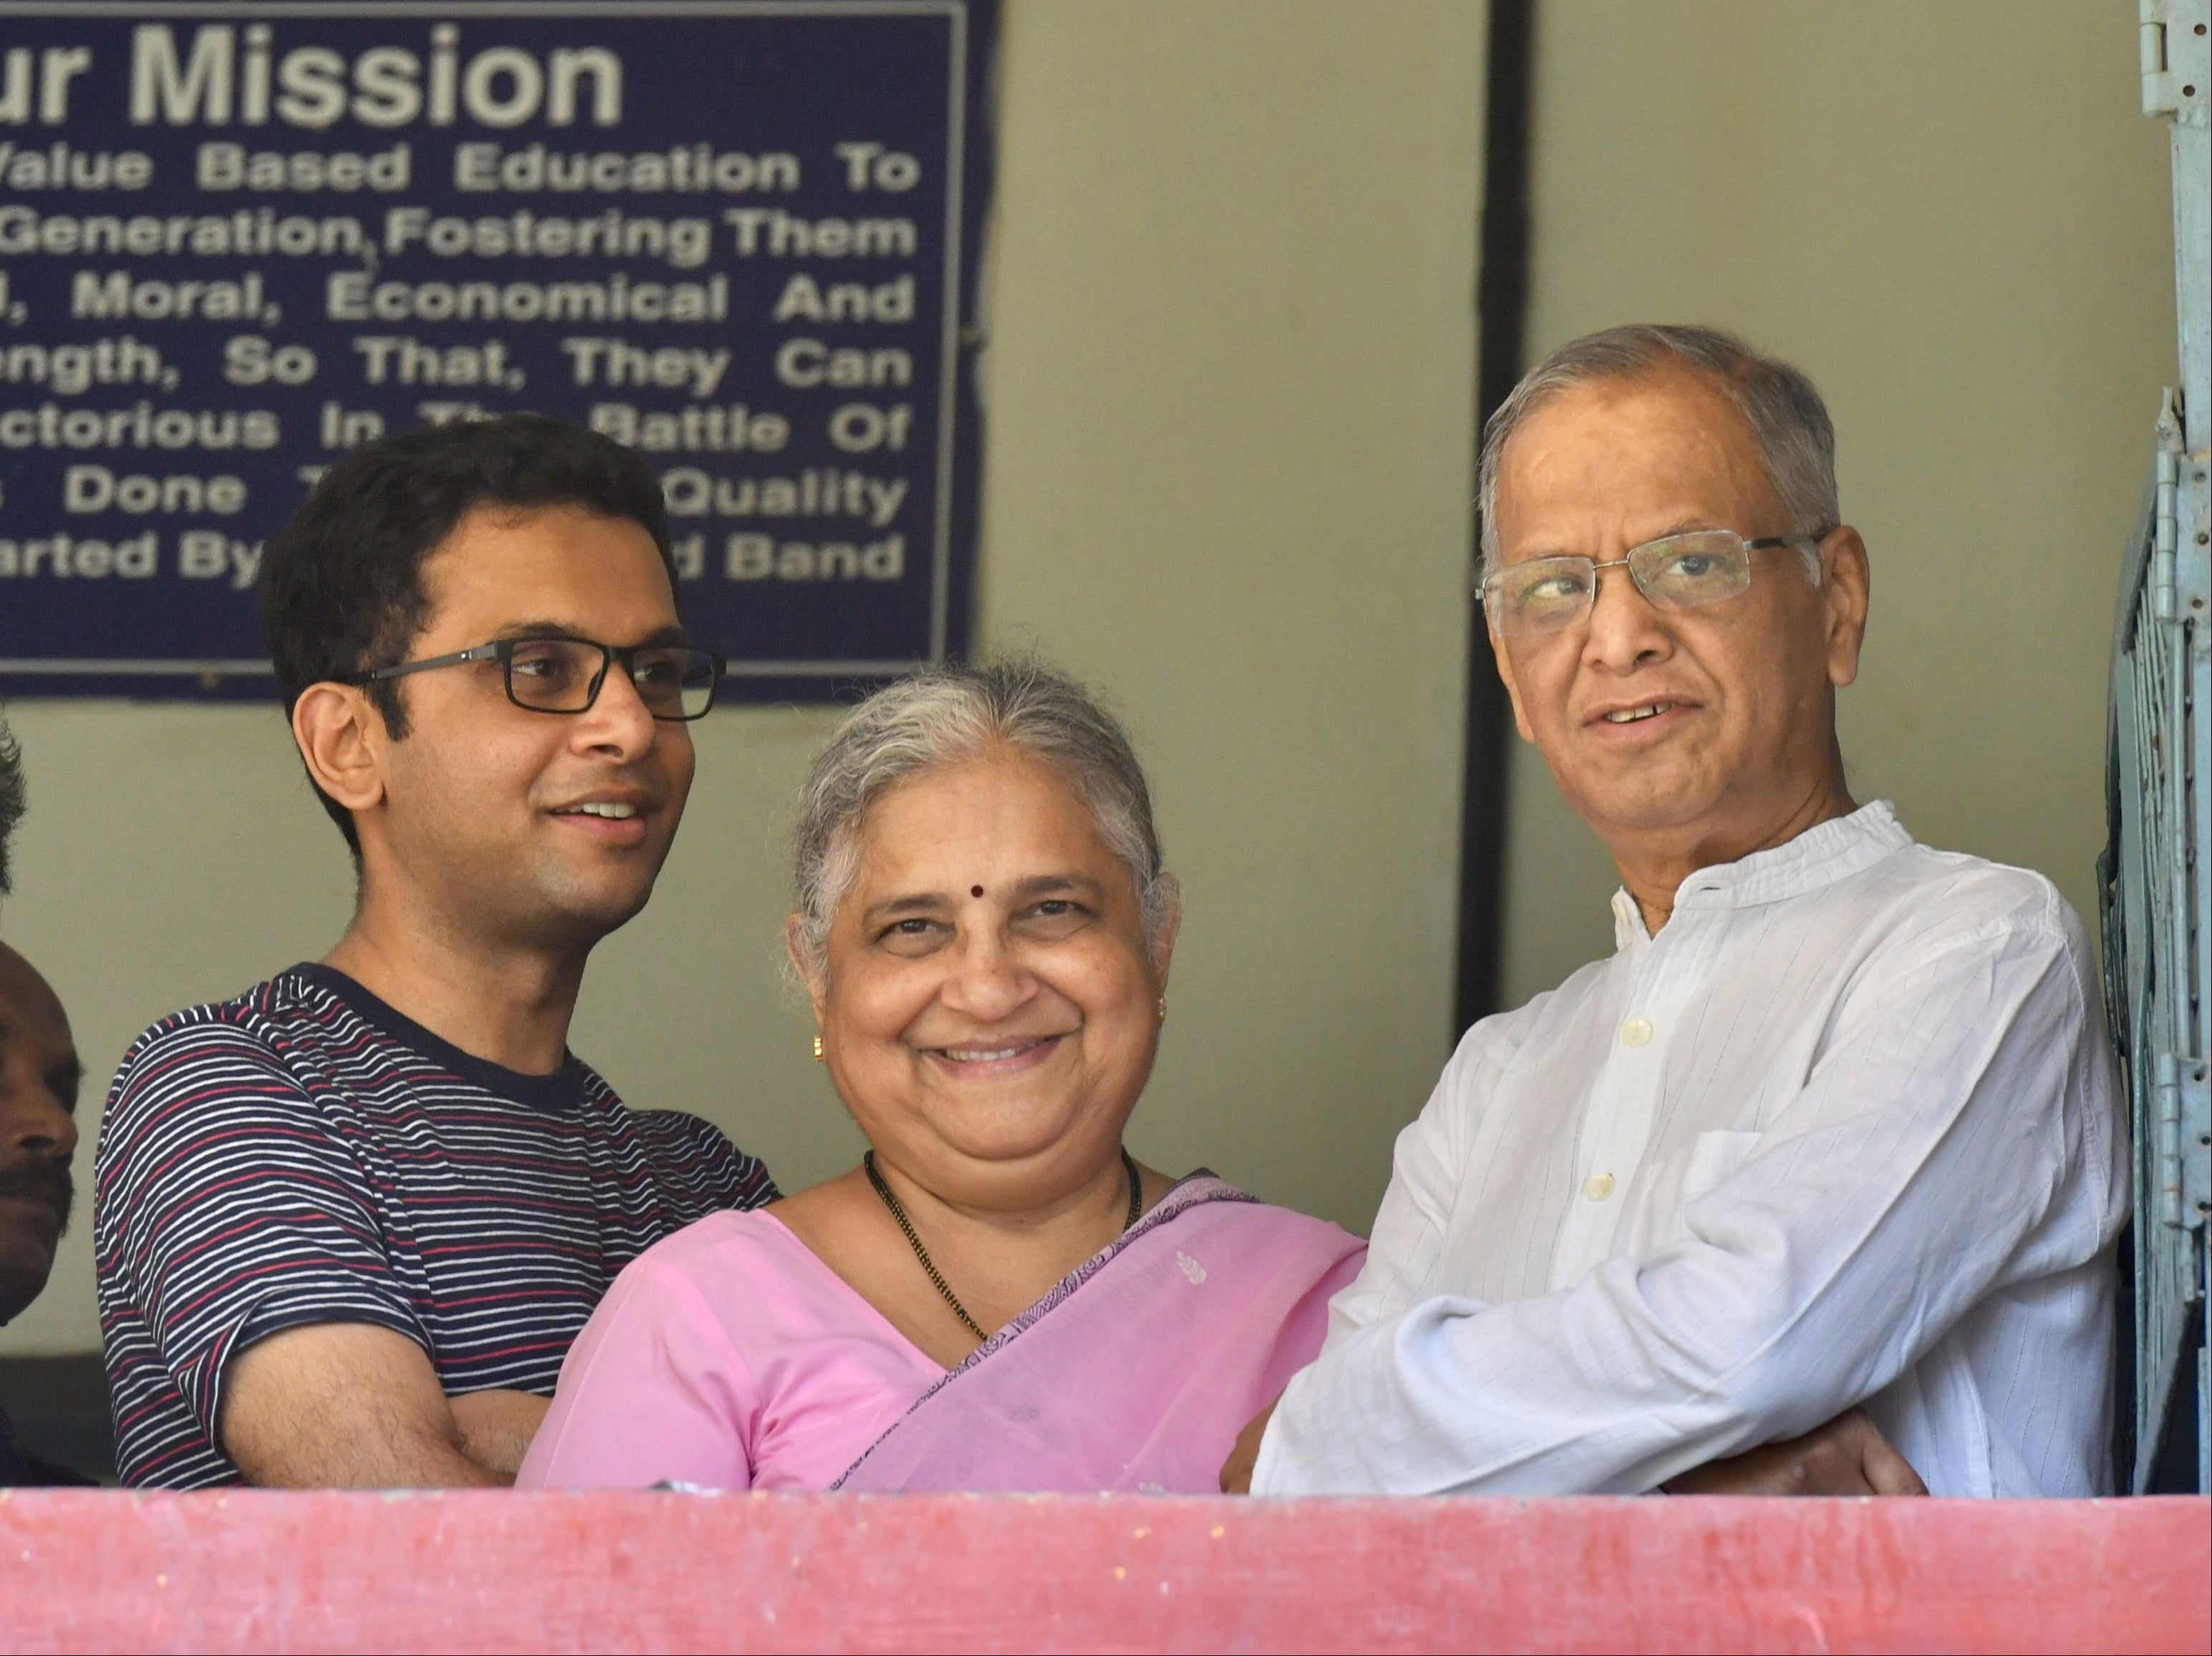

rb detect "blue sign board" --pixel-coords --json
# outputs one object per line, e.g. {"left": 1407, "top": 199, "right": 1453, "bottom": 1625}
{"left": 0, "top": 0, "right": 994, "bottom": 700}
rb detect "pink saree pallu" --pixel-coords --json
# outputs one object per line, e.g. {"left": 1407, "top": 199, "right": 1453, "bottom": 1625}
{"left": 836, "top": 1178, "right": 1367, "bottom": 1494}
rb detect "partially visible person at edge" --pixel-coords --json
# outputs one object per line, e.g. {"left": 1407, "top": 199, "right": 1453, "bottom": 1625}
{"left": 94, "top": 416, "right": 776, "bottom": 1491}
{"left": 518, "top": 662, "right": 1916, "bottom": 1498}
{"left": 1225, "top": 324, "right": 2126, "bottom": 1499}
{"left": 0, "top": 719, "right": 92, "bottom": 1486}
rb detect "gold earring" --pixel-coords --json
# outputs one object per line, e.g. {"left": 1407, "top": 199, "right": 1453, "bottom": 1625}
{"left": 1156, "top": 997, "right": 1167, "bottom": 1024}
{"left": 812, "top": 1034, "right": 824, "bottom": 1062}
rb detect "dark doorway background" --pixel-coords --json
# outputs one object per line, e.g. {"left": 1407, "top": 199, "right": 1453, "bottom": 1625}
{"left": 1454, "top": 0, "right": 1535, "bottom": 1035}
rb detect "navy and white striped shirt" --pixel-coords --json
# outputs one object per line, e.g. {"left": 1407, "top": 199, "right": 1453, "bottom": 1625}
{"left": 95, "top": 964, "right": 776, "bottom": 1489}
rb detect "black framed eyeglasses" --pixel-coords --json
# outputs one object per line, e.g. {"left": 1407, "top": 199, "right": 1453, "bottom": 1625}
{"left": 345, "top": 637, "right": 723, "bottom": 721}
{"left": 1482, "top": 527, "right": 1834, "bottom": 640}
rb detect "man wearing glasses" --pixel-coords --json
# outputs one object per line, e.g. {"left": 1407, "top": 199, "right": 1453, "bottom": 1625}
{"left": 95, "top": 415, "right": 776, "bottom": 1489}
{"left": 1230, "top": 324, "right": 2125, "bottom": 1498}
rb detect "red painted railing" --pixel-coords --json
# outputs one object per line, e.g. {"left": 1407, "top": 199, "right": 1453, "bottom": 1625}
{"left": 0, "top": 1490, "right": 2203, "bottom": 1654}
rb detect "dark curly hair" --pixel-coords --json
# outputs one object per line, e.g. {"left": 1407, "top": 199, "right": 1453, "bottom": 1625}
{"left": 259, "top": 414, "right": 677, "bottom": 853}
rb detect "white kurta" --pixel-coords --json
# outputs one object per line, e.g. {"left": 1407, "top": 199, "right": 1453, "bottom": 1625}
{"left": 1255, "top": 803, "right": 2128, "bottom": 1498}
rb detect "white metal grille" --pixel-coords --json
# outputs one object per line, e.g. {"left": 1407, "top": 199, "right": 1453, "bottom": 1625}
{"left": 2107, "top": 0, "right": 2211, "bottom": 1494}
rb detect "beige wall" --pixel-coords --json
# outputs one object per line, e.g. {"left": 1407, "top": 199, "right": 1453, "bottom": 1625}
{"left": 1497, "top": 0, "right": 2180, "bottom": 1006}
{"left": 0, "top": 1, "right": 1484, "bottom": 1354}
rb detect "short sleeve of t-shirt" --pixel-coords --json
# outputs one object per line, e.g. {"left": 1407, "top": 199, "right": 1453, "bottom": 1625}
{"left": 629, "top": 1107, "right": 773, "bottom": 1214}
{"left": 95, "top": 1015, "right": 428, "bottom": 1445}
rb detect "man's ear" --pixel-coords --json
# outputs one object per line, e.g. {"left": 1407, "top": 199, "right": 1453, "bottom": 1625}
{"left": 1817, "top": 526, "right": 1870, "bottom": 689}
{"left": 1486, "top": 610, "right": 1537, "bottom": 742}
{"left": 783, "top": 913, "right": 829, "bottom": 1025}
{"left": 291, "top": 683, "right": 389, "bottom": 820}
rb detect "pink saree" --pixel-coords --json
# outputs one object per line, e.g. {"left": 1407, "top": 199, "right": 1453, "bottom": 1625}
{"left": 835, "top": 1177, "right": 1366, "bottom": 1494}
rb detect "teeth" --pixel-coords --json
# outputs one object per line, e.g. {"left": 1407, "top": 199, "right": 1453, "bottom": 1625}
{"left": 564, "top": 801, "right": 638, "bottom": 819}
{"left": 945, "top": 1044, "right": 1031, "bottom": 1062}
{"left": 1604, "top": 704, "right": 1670, "bottom": 723}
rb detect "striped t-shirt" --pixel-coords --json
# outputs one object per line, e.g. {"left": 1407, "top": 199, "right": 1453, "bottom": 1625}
{"left": 94, "top": 964, "right": 776, "bottom": 1489}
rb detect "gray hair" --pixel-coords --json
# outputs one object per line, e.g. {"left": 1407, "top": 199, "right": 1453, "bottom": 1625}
{"left": 790, "top": 659, "right": 1175, "bottom": 976}
{"left": 1476, "top": 324, "right": 1838, "bottom": 587}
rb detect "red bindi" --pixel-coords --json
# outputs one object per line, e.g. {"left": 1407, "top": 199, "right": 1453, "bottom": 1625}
{"left": 971, "top": 885, "right": 985, "bottom": 897}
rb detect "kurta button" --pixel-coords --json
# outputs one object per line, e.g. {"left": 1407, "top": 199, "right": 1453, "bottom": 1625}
{"left": 1583, "top": 1173, "right": 1615, "bottom": 1201}
{"left": 1619, "top": 1018, "right": 1653, "bottom": 1046}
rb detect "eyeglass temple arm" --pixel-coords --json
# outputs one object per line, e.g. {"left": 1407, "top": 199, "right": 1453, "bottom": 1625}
{"left": 348, "top": 643, "right": 504, "bottom": 684}
{"left": 1752, "top": 526, "right": 1839, "bottom": 549}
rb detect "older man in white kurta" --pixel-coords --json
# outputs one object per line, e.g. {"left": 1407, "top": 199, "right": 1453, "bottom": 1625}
{"left": 1245, "top": 326, "right": 2126, "bottom": 1498}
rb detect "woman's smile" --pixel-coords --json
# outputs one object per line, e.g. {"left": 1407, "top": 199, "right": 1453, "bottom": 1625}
{"left": 922, "top": 1031, "right": 1072, "bottom": 1075}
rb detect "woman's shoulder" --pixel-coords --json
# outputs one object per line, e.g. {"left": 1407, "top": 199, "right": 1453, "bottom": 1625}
{"left": 619, "top": 1199, "right": 931, "bottom": 1358}
{"left": 620, "top": 1205, "right": 820, "bottom": 1301}
{"left": 1158, "top": 1177, "right": 1368, "bottom": 1251}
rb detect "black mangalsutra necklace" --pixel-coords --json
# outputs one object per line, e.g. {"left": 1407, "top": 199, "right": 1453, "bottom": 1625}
{"left": 865, "top": 1147, "right": 1146, "bottom": 1343}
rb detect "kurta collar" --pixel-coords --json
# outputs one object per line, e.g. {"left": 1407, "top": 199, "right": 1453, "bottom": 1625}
{"left": 1610, "top": 801, "right": 1912, "bottom": 950}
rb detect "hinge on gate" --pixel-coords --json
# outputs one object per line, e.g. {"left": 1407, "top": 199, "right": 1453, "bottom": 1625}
{"left": 2142, "top": 0, "right": 2212, "bottom": 120}
{"left": 2155, "top": 393, "right": 2182, "bottom": 620}
{"left": 2158, "top": 1050, "right": 2212, "bottom": 1234}
{"left": 2145, "top": 9, "right": 2172, "bottom": 115}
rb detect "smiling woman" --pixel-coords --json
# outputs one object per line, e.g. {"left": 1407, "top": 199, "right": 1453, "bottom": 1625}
{"left": 517, "top": 660, "right": 1369, "bottom": 1495}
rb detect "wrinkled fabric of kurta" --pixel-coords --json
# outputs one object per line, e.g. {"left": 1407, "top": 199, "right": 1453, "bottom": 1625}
{"left": 1257, "top": 803, "right": 2128, "bottom": 1498}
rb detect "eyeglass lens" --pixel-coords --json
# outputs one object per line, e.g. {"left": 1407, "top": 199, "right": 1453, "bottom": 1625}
{"left": 506, "top": 640, "right": 718, "bottom": 719}
{"left": 1489, "top": 530, "right": 1755, "bottom": 637}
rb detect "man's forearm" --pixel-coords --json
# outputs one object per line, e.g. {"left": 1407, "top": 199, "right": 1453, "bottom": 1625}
{"left": 238, "top": 1397, "right": 546, "bottom": 1486}
{"left": 233, "top": 1418, "right": 508, "bottom": 1488}
{"left": 221, "top": 1324, "right": 531, "bottom": 1488}
{"left": 448, "top": 1390, "right": 551, "bottom": 1480}
{"left": 1255, "top": 1276, "right": 1866, "bottom": 1497}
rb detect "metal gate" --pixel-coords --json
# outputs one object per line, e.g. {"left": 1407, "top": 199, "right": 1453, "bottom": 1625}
{"left": 2105, "top": 0, "right": 2211, "bottom": 1496}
